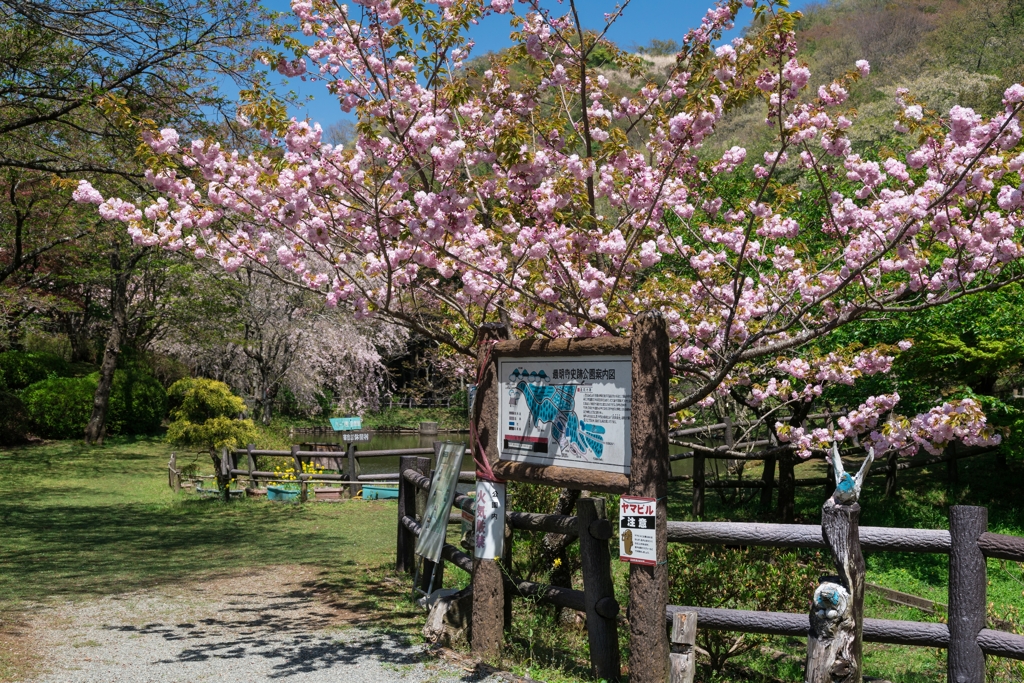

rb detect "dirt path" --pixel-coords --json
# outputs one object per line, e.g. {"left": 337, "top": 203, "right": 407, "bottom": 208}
{"left": 3, "top": 567, "right": 506, "bottom": 683}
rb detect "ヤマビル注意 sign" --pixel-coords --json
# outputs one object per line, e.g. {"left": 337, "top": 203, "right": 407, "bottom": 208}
{"left": 619, "top": 496, "right": 657, "bottom": 565}
{"left": 497, "top": 356, "right": 631, "bottom": 475}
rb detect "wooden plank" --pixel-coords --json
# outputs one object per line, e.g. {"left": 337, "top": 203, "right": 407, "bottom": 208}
{"left": 491, "top": 336, "right": 631, "bottom": 357}
{"left": 628, "top": 311, "right": 671, "bottom": 683}
{"left": 669, "top": 611, "right": 697, "bottom": 683}
{"left": 577, "top": 497, "right": 620, "bottom": 681}
{"left": 948, "top": 506, "right": 987, "bottom": 683}
{"left": 491, "top": 460, "right": 628, "bottom": 494}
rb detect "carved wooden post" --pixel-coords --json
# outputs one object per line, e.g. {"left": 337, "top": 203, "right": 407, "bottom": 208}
{"left": 397, "top": 455, "right": 418, "bottom": 573}
{"left": 471, "top": 322, "right": 509, "bottom": 658}
{"left": 416, "top": 457, "right": 443, "bottom": 595}
{"left": 670, "top": 611, "right": 697, "bottom": 683}
{"left": 805, "top": 448, "right": 872, "bottom": 683}
{"left": 577, "top": 497, "right": 620, "bottom": 681}
{"left": 948, "top": 505, "right": 987, "bottom": 683}
{"left": 168, "top": 452, "right": 179, "bottom": 492}
{"left": 629, "top": 311, "right": 671, "bottom": 683}
{"left": 347, "top": 442, "right": 360, "bottom": 498}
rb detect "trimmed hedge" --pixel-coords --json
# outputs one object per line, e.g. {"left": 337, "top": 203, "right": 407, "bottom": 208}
{"left": 0, "top": 351, "right": 72, "bottom": 390}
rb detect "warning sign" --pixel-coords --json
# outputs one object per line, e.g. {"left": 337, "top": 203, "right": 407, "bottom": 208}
{"left": 619, "top": 496, "right": 657, "bottom": 565}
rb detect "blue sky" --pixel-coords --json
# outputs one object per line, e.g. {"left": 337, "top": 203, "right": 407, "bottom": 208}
{"left": 260, "top": 0, "right": 815, "bottom": 128}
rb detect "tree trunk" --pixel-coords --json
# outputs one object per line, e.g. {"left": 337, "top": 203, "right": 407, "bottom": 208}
{"left": 777, "top": 454, "right": 796, "bottom": 522}
{"left": 85, "top": 252, "right": 129, "bottom": 445}
{"left": 760, "top": 454, "right": 776, "bottom": 511}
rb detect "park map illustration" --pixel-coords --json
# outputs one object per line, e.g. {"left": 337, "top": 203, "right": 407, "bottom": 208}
{"left": 506, "top": 367, "right": 607, "bottom": 462}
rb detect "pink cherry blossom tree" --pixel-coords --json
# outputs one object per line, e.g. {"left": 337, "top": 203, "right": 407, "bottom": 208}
{"left": 76, "top": 0, "right": 1024, "bottom": 473}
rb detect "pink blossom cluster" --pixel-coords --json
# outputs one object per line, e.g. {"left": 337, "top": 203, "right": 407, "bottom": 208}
{"left": 77, "top": 0, "right": 1024, "bottom": 456}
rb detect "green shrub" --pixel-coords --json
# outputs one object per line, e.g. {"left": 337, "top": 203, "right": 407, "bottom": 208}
{"left": 165, "top": 378, "right": 256, "bottom": 451}
{"left": 106, "top": 369, "right": 167, "bottom": 435}
{"left": 0, "top": 391, "right": 31, "bottom": 445}
{"left": 21, "top": 376, "right": 96, "bottom": 439}
{"left": 0, "top": 351, "right": 71, "bottom": 390}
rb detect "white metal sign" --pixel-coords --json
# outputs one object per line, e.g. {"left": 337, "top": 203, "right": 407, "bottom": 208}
{"left": 619, "top": 496, "right": 657, "bottom": 565}
{"left": 473, "top": 480, "right": 506, "bottom": 560}
{"left": 497, "top": 356, "right": 631, "bottom": 474}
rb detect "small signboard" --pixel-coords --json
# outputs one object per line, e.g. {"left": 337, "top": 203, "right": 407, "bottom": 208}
{"left": 342, "top": 431, "right": 370, "bottom": 442}
{"left": 498, "top": 356, "right": 631, "bottom": 474}
{"left": 619, "top": 496, "right": 657, "bottom": 566}
{"left": 330, "top": 416, "right": 362, "bottom": 431}
{"left": 474, "top": 481, "right": 506, "bottom": 560}
{"left": 415, "top": 442, "right": 466, "bottom": 563}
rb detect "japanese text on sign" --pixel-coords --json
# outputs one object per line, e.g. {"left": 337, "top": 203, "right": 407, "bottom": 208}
{"left": 619, "top": 496, "right": 657, "bottom": 565}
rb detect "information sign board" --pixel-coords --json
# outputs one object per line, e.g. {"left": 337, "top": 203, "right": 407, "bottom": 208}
{"left": 619, "top": 496, "right": 657, "bottom": 565}
{"left": 330, "top": 416, "right": 362, "bottom": 431}
{"left": 415, "top": 442, "right": 466, "bottom": 563}
{"left": 497, "top": 356, "right": 631, "bottom": 475}
{"left": 342, "top": 431, "right": 370, "bottom": 442}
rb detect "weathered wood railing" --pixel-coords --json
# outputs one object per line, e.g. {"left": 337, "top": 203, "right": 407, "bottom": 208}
{"left": 396, "top": 456, "right": 621, "bottom": 680}
{"left": 666, "top": 510, "right": 1024, "bottom": 679}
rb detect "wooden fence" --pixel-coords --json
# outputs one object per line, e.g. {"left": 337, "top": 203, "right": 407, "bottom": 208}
{"left": 396, "top": 459, "right": 1024, "bottom": 680}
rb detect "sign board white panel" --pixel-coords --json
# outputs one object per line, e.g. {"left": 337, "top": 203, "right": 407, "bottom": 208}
{"left": 497, "top": 356, "right": 631, "bottom": 475}
{"left": 473, "top": 480, "right": 506, "bottom": 560}
{"left": 619, "top": 496, "right": 657, "bottom": 565}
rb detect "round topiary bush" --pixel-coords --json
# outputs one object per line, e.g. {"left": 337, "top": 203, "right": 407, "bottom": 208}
{"left": 106, "top": 369, "right": 167, "bottom": 435}
{"left": 0, "top": 351, "right": 72, "bottom": 390}
{"left": 21, "top": 376, "right": 97, "bottom": 439}
{"left": 0, "top": 391, "right": 31, "bottom": 445}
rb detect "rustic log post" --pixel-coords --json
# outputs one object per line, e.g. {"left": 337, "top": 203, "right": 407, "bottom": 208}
{"left": 629, "top": 311, "right": 671, "bottom": 683}
{"left": 471, "top": 322, "right": 509, "bottom": 658}
{"left": 778, "top": 453, "right": 796, "bottom": 522}
{"left": 397, "top": 455, "right": 418, "bottom": 573}
{"left": 247, "top": 443, "right": 257, "bottom": 490}
{"left": 885, "top": 450, "right": 898, "bottom": 498}
{"left": 168, "top": 452, "right": 179, "bottom": 492}
{"left": 692, "top": 450, "right": 705, "bottom": 519}
{"left": 806, "top": 499, "right": 865, "bottom": 683}
{"left": 577, "top": 497, "right": 621, "bottom": 681}
{"left": 220, "top": 446, "right": 231, "bottom": 502}
{"left": 502, "top": 522, "right": 514, "bottom": 632}
{"left": 760, "top": 452, "right": 776, "bottom": 511}
{"left": 292, "top": 445, "right": 308, "bottom": 502}
{"left": 346, "top": 443, "right": 361, "bottom": 498}
{"left": 948, "top": 505, "right": 987, "bottom": 683}
{"left": 669, "top": 611, "right": 697, "bottom": 683}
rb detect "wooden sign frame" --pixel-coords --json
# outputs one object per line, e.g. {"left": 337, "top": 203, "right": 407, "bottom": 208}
{"left": 476, "top": 337, "right": 632, "bottom": 494}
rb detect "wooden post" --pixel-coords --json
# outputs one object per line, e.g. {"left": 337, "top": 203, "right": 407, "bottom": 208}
{"left": 471, "top": 322, "right": 509, "bottom": 659}
{"left": 415, "top": 457, "right": 442, "bottom": 595}
{"left": 778, "top": 453, "right": 796, "bottom": 522}
{"left": 347, "top": 443, "right": 361, "bottom": 498}
{"left": 806, "top": 500, "right": 865, "bottom": 683}
{"left": 220, "top": 446, "right": 231, "bottom": 502}
{"left": 502, "top": 523, "right": 514, "bottom": 632}
{"left": 577, "top": 497, "right": 621, "bottom": 681}
{"left": 168, "top": 452, "right": 178, "bottom": 492}
{"left": 397, "top": 455, "right": 418, "bottom": 573}
{"left": 629, "top": 311, "right": 671, "bottom": 683}
{"left": 292, "top": 445, "right": 308, "bottom": 503}
{"left": 669, "top": 611, "right": 697, "bottom": 683}
{"left": 948, "top": 505, "right": 987, "bottom": 683}
{"left": 692, "top": 450, "right": 705, "bottom": 519}
{"left": 246, "top": 443, "right": 256, "bottom": 490}
{"left": 885, "top": 450, "right": 898, "bottom": 498}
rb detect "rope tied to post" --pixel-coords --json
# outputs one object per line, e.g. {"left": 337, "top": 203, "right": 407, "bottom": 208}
{"left": 471, "top": 339, "right": 505, "bottom": 483}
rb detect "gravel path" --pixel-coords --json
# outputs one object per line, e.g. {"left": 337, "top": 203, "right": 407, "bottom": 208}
{"left": 10, "top": 567, "right": 504, "bottom": 683}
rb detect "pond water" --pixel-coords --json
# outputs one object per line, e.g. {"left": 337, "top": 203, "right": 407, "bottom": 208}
{"left": 294, "top": 431, "right": 694, "bottom": 479}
